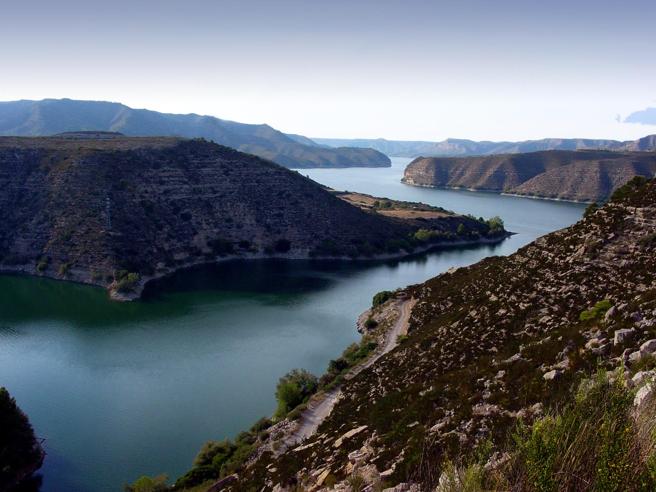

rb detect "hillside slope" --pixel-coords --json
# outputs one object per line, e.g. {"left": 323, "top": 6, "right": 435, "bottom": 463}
{"left": 0, "top": 135, "right": 505, "bottom": 299}
{"left": 0, "top": 99, "right": 390, "bottom": 169}
{"left": 402, "top": 150, "right": 656, "bottom": 202}
{"left": 227, "top": 177, "right": 656, "bottom": 491}
{"left": 315, "top": 135, "right": 656, "bottom": 158}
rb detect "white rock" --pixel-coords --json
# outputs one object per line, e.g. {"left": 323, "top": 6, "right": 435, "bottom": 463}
{"left": 640, "top": 339, "right": 656, "bottom": 354}
{"left": 634, "top": 383, "right": 655, "bottom": 410}
{"left": 632, "top": 371, "right": 656, "bottom": 386}
{"left": 543, "top": 369, "right": 561, "bottom": 381}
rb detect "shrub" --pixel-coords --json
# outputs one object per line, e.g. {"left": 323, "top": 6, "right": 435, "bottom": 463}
{"left": 36, "top": 257, "right": 49, "bottom": 272}
{"left": 365, "top": 317, "right": 379, "bottom": 329}
{"left": 414, "top": 229, "right": 439, "bottom": 242}
{"left": 58, "top": 262, "right": 71, "bottom": 277}
{"left": 124, "top": 474, "right": 168, "bottom": 492}
{"left": 116, "top": 272, "right": 140, "bottom": 293}
{"left": 456, "top": 223, "right": 467, "bottom": 235}
{"left": 611, "top": 176, "right": 649, "bottom": 201}
{"left": 486, "top": 216, "right": 505, "bottom": 232}
{"left": 579, "top": 299, "right": 612, "bottom": 321}
{"left": 508, "top": 371, "right": 653, "bottom": 492}
{"left": 274, "top": 369, "right": 318, "bottom": 419}
{"left": 372, "top": 290, "right": 393, "bottom": 307}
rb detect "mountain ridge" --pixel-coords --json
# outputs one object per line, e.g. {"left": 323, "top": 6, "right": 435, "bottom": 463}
{"left": 314, "top": 135, "right": 656, "bottom": 158}
{"left": 0, "top": 99, "right": 390, "bottom": 169}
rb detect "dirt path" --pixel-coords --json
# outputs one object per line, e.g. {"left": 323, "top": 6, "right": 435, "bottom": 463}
{"left": 287, "top": 298, "right": 415, "bottom": 447}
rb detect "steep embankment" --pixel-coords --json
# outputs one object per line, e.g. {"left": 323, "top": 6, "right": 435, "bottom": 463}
{"left": 315, "top": 134, "right": 656, "bottom": 158}
{"left": 0, "top": 99, "right": 390, "bottom": 168}
{"left": 0, "top": 135, "right": 506, "bottom": 299}
{"left": 228, "top": 177, "right": 656, "bottom": 490}
{"left": 403, "top": 150, "right": 656, "bottom": 202}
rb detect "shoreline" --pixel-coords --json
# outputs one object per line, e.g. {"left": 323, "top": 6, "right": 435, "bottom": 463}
{"left": 0, "top": 233, "right": 511, "bottom": 302}
{"left": 401, "top": 179, "right": 596, "bottom": 204}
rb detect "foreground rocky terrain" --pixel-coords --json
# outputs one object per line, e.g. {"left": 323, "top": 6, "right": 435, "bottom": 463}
{"left": 314, "top": 134, "right": 656, "bottom": 158}
{"left": 193, "top": 177, "right": 656, "bottom": 491}
{"left": 0, "top": 135, "right": 505, "bottom": 300}
{"left": 403, "top": 149, "right": 656, "bottom": 202}
{"left": 0, "top": 99, "right": 390, "bottom": 169}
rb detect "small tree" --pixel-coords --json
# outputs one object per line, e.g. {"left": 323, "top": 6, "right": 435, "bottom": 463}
{"left": 372, "top": 290, "right": 393, "bottom": 307}
{"left": 457, "top": 223, "right": 467, "bottom": 235}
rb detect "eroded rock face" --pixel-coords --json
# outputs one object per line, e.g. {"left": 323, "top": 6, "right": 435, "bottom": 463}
{"left": 0, "top": 136, "right": 501, "bottom": 299}
{"left": 230, "top": 178, "right": 656, "bottom": 490}
{"left": 402, "top": 150, "right": 656, "bottom": 202}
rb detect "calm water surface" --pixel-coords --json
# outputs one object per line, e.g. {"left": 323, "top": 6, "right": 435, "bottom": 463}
{"left": 0, "top": 158, "right": 585, "bottom": 491}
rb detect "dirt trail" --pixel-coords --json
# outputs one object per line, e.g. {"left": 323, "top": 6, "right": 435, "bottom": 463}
{"left": 287, "top": 297, "right": 415, "bottom": 446}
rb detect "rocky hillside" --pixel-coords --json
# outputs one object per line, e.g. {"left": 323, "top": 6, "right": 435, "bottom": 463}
{"left": 314, "top": 135, "right": 656, "bottom": 158}
{"left": 0, "top": 388, "right": 44, "bottom": 491}
{"left": 0, "top": 99, "right": 390, "bottom": 169}
{"left": 225, "top": 177, "right": 656, "bottom": 490}
{"left": 403, "top": 149, "right": 656, "bottom": 202}
{"left": 0, "top": 135, "right": 505, "bottom": 300}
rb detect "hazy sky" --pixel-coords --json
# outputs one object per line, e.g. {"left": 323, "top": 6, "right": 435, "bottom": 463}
{"left": 1, "top": 0, "right": 655, "bottom": 141}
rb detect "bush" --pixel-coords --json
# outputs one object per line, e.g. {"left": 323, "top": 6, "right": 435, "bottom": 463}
{"left": 456, "top": 223, "right": 467, "bottom": 235}
{"left": 508, "top": 371, "right": 653, "bottom": 492}
{"left": 58, "top": 262, "right": 71, "bottom": 277}
{"left": 579, "top": 299, "right": 612, "bottom": 321}
{"left": 414, "top": 229, "right": 439, "bottom": 242}
{"left": 116, "top": 272, "right": 140, "bottom": 293}
{"left": 372, "top": 290, "right": 393, "bottom": 307}
{"left": 365, "top": 317, "right": 378, "bottom": 329}
{"left": 584, "top": 202, "right": 599, "bottom": 218}
{"left": 36, "top": 257, "right": 49, "bottom": 272}
{"left": 124, "top": 474, "right": 168, "bottom": 492}
{"left": 274, "top": 369, "right": 318, "bottom": 419}
{"left": 486, "top": 216, "right": 505, "bottom": 232}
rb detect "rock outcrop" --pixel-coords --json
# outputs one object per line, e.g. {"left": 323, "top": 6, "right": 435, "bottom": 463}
{"left": 0, "top": 135, "right": 506, "bottom": 299}
{"left": 402, "top": 149, "right": 656, "bottom": 202}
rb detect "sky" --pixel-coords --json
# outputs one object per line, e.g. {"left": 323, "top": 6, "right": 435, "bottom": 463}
{"left": 1, "top": 0, "right": 655, "bottom": 141}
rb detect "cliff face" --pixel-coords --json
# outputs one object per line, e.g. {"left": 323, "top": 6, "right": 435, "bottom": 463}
{"left": 402, "top": 150, "right": 656, "bottom": 202}
{"left": 314, "top": 135, "right": 656, "bottom": 158}
{"left": 0, "top": 99, "right": 390, "bottom": 169}
{"left": 232, "top": 177, "right": 656, "bottom": 490}
{"left": 0, "top": 136, "right": 503, "bottom": 299}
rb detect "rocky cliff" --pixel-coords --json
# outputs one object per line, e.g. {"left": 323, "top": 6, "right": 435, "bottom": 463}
{"left": 0, "top": 135, "right": 505, "bottom": 299}
{"left": 0, "top": 99, "right": 390, "bottom": 169}
{"left": 402, "top": 149, "right": 656, "bottom": 202}
{"left": 224, "top": 177, "right": 656, "bottom": 491}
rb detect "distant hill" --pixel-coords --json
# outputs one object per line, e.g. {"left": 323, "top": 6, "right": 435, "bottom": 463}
{"left": 314, "top": 135, "right": 656, "bottom": 158}
{"left": 0, "top": 99, "right": 390, "bottom": 169}
{"left": 0, "top": 135, "right": 505, "bottom": 300}
{"left": 402, "top": 149, "right": 656, "bottom": 202}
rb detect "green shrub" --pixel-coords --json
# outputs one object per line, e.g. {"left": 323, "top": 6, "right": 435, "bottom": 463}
{"left": 509, "top": 371, "right": 651, "bottom": 492}
{"left": 124, "top": 474, "right": 168, "bottom": 492}
{"left": 456, "top": 223, "right": 467, "bottom": 235}
{"left": 486, "top": 216, "right": 505, "bottom": 232}
{"left": 365, "top": 317, "right": 379, "bottom": 329}
{"left": 274, "top": 369, "right": 318, "bottom": 419}
{"left": 579, "top": 299, "right": 613, "bottom": 321}
{"left": 58, "top": 262, "right": 71, "bottom": 277}
{"left": 36, "top": 257, "right": 49, "bottom": 272}
{"left": 372, "top": 290, "right": 393, "bottom": 307}
{"left": 414, "top": 229, "right": 439, "bottom": 242}
{"left": 611, "top": 176, "right": 649, "bottom": 201}
{"left": 116, "top": 272, "right": 140, "bottom": 293}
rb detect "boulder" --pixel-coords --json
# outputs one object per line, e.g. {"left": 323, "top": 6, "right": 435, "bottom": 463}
{"left": 634, "top": 383, "right": 655, "bottom": 410}
{"left": 543, "top": 369, "right": 561, "bottom": 381}
{"left": 640, "top": 339, "right": 656, "bottom": 354}
{"left": 614, "top": 328, "right": 635, "bottom": 345}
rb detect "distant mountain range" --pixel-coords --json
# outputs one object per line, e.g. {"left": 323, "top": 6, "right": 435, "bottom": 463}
{"left": 0, "top": 99, "right": 390, "bottom": 169}
{"left": 403, "top": 149, "right": 656, "bottom": 202}
{"left": 313, "top": 135, "right": 656, "bottom": 158}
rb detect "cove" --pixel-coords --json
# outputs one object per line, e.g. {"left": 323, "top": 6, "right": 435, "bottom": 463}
{"left": 0, "top": 158, "right": 585, "bottom": 491}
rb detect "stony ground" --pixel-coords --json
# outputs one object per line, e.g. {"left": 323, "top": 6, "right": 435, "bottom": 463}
{"left": 224, "top": 178, "right": 656, "bottom": 491}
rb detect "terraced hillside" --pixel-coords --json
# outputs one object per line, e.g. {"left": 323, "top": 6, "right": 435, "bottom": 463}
{"left": 222, "top": 177, "right": 656, "bottom": 491}
{"left": 403, "top": 149, "right": 656, "bottom": 202}
{"left": 0, "top": 135, "right": 506, "bottom": 300}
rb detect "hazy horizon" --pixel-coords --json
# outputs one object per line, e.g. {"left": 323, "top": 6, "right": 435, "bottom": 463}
{"left": 1, "top": 0, "right": 655, "bottom": 141}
